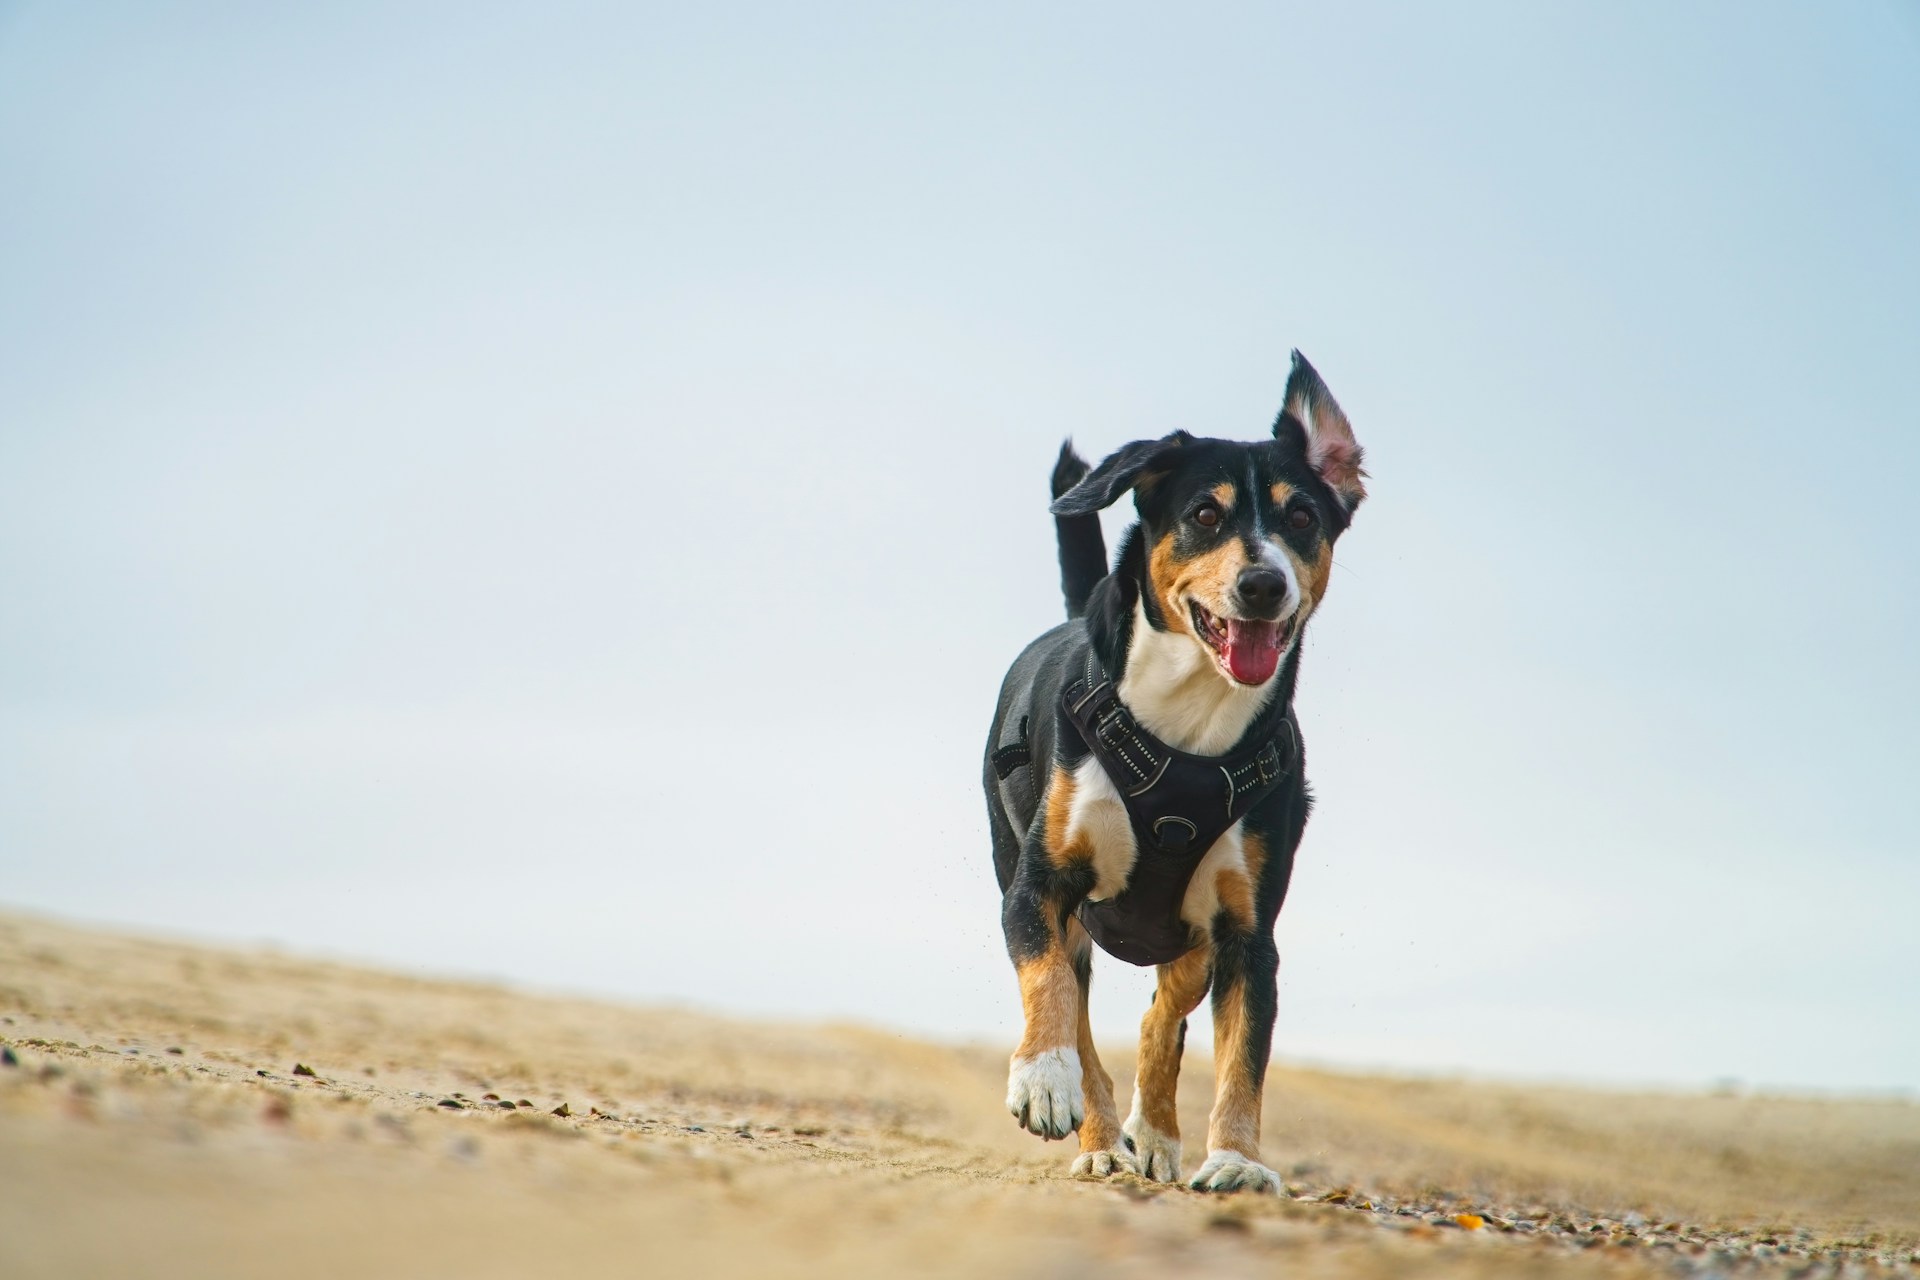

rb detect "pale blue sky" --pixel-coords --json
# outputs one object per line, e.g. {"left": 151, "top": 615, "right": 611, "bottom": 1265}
{"left": 3, "top": 3, "right": 1916, "bottom": 1091}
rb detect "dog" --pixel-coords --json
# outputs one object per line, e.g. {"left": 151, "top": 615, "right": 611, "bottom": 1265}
{"left": 983, "top": 350, "right": 1366, "bottom": 1193}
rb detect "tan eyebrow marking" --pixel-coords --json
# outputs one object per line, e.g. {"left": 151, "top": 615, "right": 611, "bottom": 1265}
{"left": 1210, "top": 481, "right": 1237, "bottom": 509}
{"left": 1269, "top": 481, "right": 1295, "bottom": 505}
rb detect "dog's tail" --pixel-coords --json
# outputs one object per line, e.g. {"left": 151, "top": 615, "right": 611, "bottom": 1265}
{"left": 1051, "top": 440, "right": 1107, "bottom": 619}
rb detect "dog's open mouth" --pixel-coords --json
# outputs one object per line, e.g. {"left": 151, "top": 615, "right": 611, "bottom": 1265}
{"left": 1190, "top": 602, "right": 1292, "bottom": 686}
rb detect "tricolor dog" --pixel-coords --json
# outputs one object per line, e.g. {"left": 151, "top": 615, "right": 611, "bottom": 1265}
{"left": 983, "top": 351, "right": 1366, "bottom": 1193}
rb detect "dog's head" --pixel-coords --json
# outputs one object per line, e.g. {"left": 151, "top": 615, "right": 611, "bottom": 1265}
{"left": 1052, "top": 351, "right": 1366, "bottom": 688}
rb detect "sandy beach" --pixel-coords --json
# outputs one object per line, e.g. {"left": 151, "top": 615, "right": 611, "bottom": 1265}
{"left": 1, "top": 909, "right": 1913, "bottom": 1279}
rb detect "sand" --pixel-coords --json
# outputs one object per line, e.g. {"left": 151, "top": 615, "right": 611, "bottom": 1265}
{"left": 1, "top": 910, "right": 1913, "bottom": 1279}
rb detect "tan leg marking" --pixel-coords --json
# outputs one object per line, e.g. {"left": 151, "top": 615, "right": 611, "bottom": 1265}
{"left": 1014, "top": 940, "right": 1078, "bottom": 1060}
{"left": 1134, "top": 947, "right": 1211, "bottom": 1136}
{"left": 1068, "top": 924, "right": 1121, "bottom": 1154}
{"left": 1206, "top": 838, "right": 1272, "bottom": 1158}
{"left": 1242, "top": 830, "right": 1268, "bottom": 886}
{"left": 1064, "top": 921, "right": 1137, "bottom": 1176}
{"left": 1115, "top": 945, "right": 1210, "bottom": 1180}
{"left": 1008, "top": 911, "right": 1084, "bottom": 1139}
{"left": 1008, "top": 763, "right": 1116, "bottom": 1143}
{"left": 1213, "top": 830, "right": 1265, "bottom": 934}
{"left": 1213, "top": 866, "right": 1255, "bottom": 933}
{"left": 1041, "top": 765, "right": 1079, "bottom": 869}
{"left": 1191, "top": 841, "right": 1284, "bottom": 1192}
{"left": 1021, "top": 763, "right": 1099, "bottom": 1060}
{"left": 1207, "top": 972, "right": 1262, "bottom": 1159}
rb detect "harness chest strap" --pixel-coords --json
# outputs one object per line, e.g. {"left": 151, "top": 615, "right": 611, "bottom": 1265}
{"left": 1059, "top": 650, "right": 1297, "bottom": 967}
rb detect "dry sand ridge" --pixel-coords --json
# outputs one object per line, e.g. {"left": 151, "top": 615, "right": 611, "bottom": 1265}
{"left": 1, "top": 912, "right": 1915, "bottom": 1279}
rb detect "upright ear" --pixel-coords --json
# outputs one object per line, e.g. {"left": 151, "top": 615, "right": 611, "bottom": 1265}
{"left": 1279, "top": 350, "right": 1367, "bottom": 510}
{"left": 1048, "top": 432, "right": 1190, "bottom": 516}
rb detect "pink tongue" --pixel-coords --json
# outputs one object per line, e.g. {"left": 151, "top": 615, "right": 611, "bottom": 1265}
{"left": 1224, "top": 619, "right": 1281, "bottom": 685}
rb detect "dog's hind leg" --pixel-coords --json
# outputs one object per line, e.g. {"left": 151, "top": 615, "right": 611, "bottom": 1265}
{"left": 1121, "top": 946, "right": 1211, "bottom": 1182}
{"left": 1065, "top": 919, "right": 1137, "bottom": 1178}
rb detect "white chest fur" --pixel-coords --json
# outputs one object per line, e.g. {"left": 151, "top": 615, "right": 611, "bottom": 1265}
{"left": 1062, "top": 755, "right": 1136, "bottom": 902}
{"left": 1115, "top": 601, "right": 1279, "bottom": 757}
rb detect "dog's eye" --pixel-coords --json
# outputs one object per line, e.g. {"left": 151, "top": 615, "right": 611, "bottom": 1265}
{"left": 1287, "top": 506, "right": 1316, "bottom": 532}
{"left": 1194, "top": 505, "right": 1221, "bottom": 528}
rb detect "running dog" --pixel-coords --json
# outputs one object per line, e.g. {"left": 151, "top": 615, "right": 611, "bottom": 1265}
{"left": 982, "top": 351, "right": 1366, "bottom": 1193}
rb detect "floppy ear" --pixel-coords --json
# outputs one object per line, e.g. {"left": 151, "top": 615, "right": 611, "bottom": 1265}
{"left": 1048, "top": 432, "right": 1189, "bottom": 516}
{"left": 1279, "top": 350, "right": 1367, "bottom": 510}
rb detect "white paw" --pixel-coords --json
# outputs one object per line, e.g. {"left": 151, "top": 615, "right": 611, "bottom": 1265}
{"left": 1188, "top": 1149, "right": 1283, "bottom": 1194}
{"left": 1121, "top": 1113, "right": 1182, "bottom": 1182}
{"left": 1006, "top": 1048, "right": 1083, "bottom": 1140}
{"left": 1069, "top": 1147, "right": 1141, "bottom": 1179}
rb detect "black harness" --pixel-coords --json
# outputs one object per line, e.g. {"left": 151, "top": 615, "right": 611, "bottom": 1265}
{"left": 1059, "top": 650, "right": 1297, "bottom": 966}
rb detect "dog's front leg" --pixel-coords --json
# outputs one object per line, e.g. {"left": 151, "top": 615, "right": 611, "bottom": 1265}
{"left": 1001, "top": 857, "right": 1092, "bottom": 1141}
{"left": 1188, "top": 921, "right": 1284, "bottom": 1193}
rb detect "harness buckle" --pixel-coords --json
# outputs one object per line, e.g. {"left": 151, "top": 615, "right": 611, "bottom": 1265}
{"left": 1256, "top": 745, "right": 1277, "bottom": 787}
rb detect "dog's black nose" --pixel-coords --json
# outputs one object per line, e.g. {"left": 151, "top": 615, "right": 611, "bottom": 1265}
{"left": 1235, "top": 567, "right": 1290, "bottom": 617}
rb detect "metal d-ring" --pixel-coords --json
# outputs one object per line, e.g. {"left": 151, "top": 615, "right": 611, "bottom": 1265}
{"left": 1152, "top": 815, "right": 1198, "bottom": 853}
